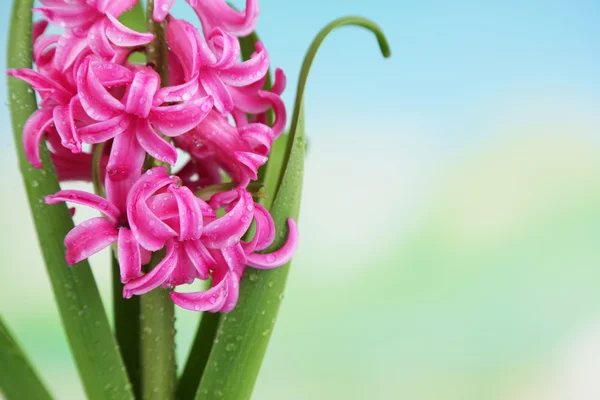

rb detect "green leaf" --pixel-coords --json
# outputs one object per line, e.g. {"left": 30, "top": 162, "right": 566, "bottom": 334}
{"left": 0, "top": 317, "right": 53, "bottom": 400}
{"left": 194, "top": 16, "right": 390, "bottom": 400}
{"left": 7, "top": 2, "right": 133, "bottom": 399}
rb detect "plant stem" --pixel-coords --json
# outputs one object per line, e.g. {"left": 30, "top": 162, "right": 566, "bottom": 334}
{"left": 113, "top": 256, "right": 141, "bottom": 399}
{"left": 146, "top": 0, "right": 169, "bottom": 85}
{"left": 140, "top": 251, "right": 176, "bottom": 400}
{"left": 176, "top": 313, "right": 221, "bottom": 400}
{"left": 139, "top": 3, "right": 176, "bottom": 400}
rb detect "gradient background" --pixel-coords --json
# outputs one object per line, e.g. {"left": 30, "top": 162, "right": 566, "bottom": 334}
{"left": 2, "top": 0, "right": 600, "bottom": 399}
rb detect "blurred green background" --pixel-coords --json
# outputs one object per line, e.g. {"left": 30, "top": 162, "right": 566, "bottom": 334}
{"left": 3, "top": 0, "right": 600, "bottom": 399}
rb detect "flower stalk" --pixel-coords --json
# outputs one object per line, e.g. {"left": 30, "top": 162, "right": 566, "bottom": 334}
{"left": 139, "top": 2, "right": 176, "bottom": 399}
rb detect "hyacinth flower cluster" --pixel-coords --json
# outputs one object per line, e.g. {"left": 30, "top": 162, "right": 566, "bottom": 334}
{"left": 5, "top": 0, "right": 390, "bottom": 397}
{"left": 7, "top": 0, "right": 298, "bottom": 313}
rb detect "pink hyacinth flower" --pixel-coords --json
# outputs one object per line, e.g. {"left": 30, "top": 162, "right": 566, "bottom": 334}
{"left": 171, "top": 190, "right": 299, "bottom": 313}
{"left": 175, "top": 109, "right": 275, "bottom": 187}
{"left": 187, "top": 0, "right": 259, "bottom": 37}
{"left": 123, "top": 167, "right": 217, "bottom": 297}
{"left": 167, "top": 17, "right": 269, "bottom": 115}
{"left": 75, "top": 56, "right": 213, "bottom": 180}
{"left": 45, "top": 190, "right": 149, "bottom": 283}
{"left": 34, "top": 0, "right": 152, "bottom": 70}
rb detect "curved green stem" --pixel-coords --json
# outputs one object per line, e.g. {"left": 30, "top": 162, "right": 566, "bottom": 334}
{"left": 274, "top": 16, "right": 391, "bottom": 197}
{"left": 194, "top": 16, "right": 390, "bottom": 400}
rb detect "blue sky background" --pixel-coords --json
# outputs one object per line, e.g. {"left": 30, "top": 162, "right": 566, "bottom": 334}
{"left": 2, "top": 1, "right": 600, "bottom": 399}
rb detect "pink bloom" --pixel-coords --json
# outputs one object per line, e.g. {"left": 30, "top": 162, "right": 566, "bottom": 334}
{"left": 167, "top": 17, "right": 269, "bottom": 115}
{"left": 44, "top": 189, "right": 149, "bottom": 283}
{"left": 230, "top": 66, "right": 287, "bottom": 137}
{"left": 123, "top": 167, "right": 217, "bottom": 296}
{"left": 170, "top": 190, "right": 299, "bottom": 313}
{"left": 175, "top": 110, "right": 274, "bottom": 187}
{"left": 76, "top": 56, "right": 213, "bottom": 180}
{"left": 187, "top": 0, "right": 259, "bottom": 37}
{"left": 34, "top": 0, "right": 152, "bottom": 70}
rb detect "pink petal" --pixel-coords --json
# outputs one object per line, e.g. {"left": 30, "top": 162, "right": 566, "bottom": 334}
{"left": 135, "top": 118, "right": 178, "bottom": 165}
{"left": 258, "top": 90, "right": 287, "bottom": 137}
{"left": 123, "top": 240, "right": 179, "bottom": 298}
{"left": 6, "top": 68, "right": 72, "bottom": 104}
{"left": 219, "top": 43, "right": 269, "bottom": 87}
{"left": 78, "top": 114, "right": 130, "bottom": 144}
{"left": 88, "top": 18, "right": 116, "bottom": 59}
{"left": 33, "top": 34, "right": 59, "bottom": 67}
{"left": 102, "top": 0, "right": 138, "bottom": 16}
{"left": 146, "top": 193, "right": 179, "bottom": 220}
{"left": 242, "top": 203, "right": 275, "bottom": 254}
{"left": 191, "top": 0, "right": 259, "bottom": 37}
{"left": 164, "top": 244, "right": 197, "bottom": 287}
{"left": 183, "top": 240, "right": 214, "bottom": 280}
{"left": 239, "top": 123, "right": 273, "bottom": 156}
{"left": 246, "top": 219, "right": 299, "bottom": 269}
{"left": 117, "top": 228, "right": 142, "bottom": 283}
{"left": 106, "top": 125, "right": 145, "bottom": 180}
{"left": 22, "top": 109, "right": 53, "bottom": 168}
{"left": 64, "top": 217, "right": 118, "bottom": 265}
{"left": 207, "top": 29, "right": 240, "bottom": 69}
{"left": 53, "top": 30, "right": 90, "bottom": 72}
{"left": 219, "top": 268, "right": 241, "bottom": 313}
{"left": 153, "top": 79, "right": 199, "bottom": 105}
{"left": 45, "top": 189, "right": 120, "bottom": 223}
{"left": 33, "top": 20, "right": 49, "bottom": 42}
{"left": 33, "top": 5, "right": 99, "bottom": 28}
{"left": 77, "top": 57, "right": 124, "bottom": 121}
{"left": 169, "top": 185, "right": 203, "bottom": 241}
{"left": 53, "top": 101, "right": 82, "bottom": 153}
{"left": 151, "top": 95, "right": 213, "bottom": 137}
{"left": 170, "top": 269, "right": 228, "bottom": 312}
{"left": 90, "top": 60, "right": 133, "bottom": 86}
{"left": 233, "top": 151, "right": 268, "bottom": 181}
{"left": 126, "top": 167, "right": 179, "bottom": 251}
{"left": 105, "top": 13, "right": 154, "bottom": 47}
{"left": 106, "top": 173, "right": 138, "bottom": 216}
{"left": 123, "top": 67, "right": 160, "bottom": 118}
{"left": 202, "top": 190, "right": 254, "bottom": 249}
{"left": 166, "top": 17, "right": 202, "bottom": 79}
{"left": 199, "top": 69, "right": 233, "bottom": 114}
{"left": 271, "top": 68, "right": 287, "bottom": 95}
{"left": 153, "top": 0, "right": 175, "bottom": 22}
{"left": 221, "top": 243, "right": 247, "bottom": 270}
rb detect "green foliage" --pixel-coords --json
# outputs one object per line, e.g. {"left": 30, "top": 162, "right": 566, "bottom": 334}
{"left": 0, "top": 317, "right": 53, "bottom": 400}
{"left": 6, "top": 1, "right": 133, "bottom": 399}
